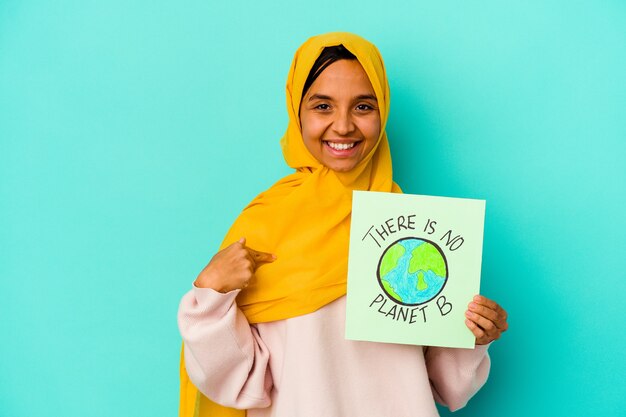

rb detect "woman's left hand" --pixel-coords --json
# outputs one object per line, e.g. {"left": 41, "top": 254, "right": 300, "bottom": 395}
{"left": 465, "top": 295, "right": 508, "bottom": 345}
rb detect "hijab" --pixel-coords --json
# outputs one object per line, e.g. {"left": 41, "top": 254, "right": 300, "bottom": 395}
{"left": 180, "top": 31, "right": 401, "bottom": 417}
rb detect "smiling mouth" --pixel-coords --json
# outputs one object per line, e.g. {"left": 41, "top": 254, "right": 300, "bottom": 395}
{"left": 324, "top": 141, "right": 360, "bottom": 151}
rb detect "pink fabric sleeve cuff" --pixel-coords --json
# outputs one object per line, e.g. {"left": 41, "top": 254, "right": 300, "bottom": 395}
{"left": 191, "top": 285, "right": 241, "bottom": 318}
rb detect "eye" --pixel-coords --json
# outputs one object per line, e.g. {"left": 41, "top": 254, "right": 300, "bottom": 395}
{"left": 356, "top": 103, "right": 375, "bottom": 111}
{"left": 314, "top": 103, "right": 331, "bottom": 110}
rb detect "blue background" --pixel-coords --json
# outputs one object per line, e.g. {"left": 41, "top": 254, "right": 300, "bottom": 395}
{"left": 1, "top": 1, "right": 624, "bottom": 416}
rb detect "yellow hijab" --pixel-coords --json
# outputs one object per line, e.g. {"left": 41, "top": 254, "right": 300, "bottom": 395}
{"left": 180, "top": 32, "right": 401, "bottom": 417}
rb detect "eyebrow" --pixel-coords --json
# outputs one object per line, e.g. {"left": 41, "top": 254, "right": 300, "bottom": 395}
{"left": 356, "top": 94, "right": 378, "bottom": 101}
{"left": 307, "top": 93, "right": 378, "bottom": 102}
{"left": 308, "top": 94, "right": 332, "bottom": 101}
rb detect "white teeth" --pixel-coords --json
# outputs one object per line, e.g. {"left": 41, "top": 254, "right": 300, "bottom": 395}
{"left": 327, "top": 142, "right": 356, "bottom": 151}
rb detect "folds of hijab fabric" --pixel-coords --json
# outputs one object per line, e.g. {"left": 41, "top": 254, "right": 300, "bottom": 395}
{"left": 180, "top": 32, "right": 401, "bottom": 417}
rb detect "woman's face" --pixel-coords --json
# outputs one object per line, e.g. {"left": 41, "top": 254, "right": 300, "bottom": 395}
{"left": 299, "top": 59, "right": 381, "bottom": 172}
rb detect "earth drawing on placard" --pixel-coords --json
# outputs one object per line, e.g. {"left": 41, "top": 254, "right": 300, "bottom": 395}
{"left": 377, "top": 237, "right": 448, "bottom": 306}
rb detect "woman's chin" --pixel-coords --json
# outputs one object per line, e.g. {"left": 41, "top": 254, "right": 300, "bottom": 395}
{"left": 323, "top": 159, "right": 359, "bottom": 173}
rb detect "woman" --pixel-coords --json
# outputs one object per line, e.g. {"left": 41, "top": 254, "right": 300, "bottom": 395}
{"left": 178, "top": 32, "right": 508, "bottom": 417}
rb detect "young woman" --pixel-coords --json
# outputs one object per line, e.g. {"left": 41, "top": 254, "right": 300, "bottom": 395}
{"left": 178, "top": 32, "right": 508, "bottom": 417}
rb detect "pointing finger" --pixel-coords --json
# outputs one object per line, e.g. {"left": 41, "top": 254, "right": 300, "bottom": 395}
{"left": 246, "top": 247, "right": 277, "bottom": 266}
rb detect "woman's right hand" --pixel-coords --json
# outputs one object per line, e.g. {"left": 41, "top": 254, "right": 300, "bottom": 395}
{"left": 194, "top": 237, "right": 276, "bottom": 293}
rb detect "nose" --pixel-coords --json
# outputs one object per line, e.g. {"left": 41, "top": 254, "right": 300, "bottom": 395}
{"left": 332, "top": 109, "right": 356, "bottom": 136}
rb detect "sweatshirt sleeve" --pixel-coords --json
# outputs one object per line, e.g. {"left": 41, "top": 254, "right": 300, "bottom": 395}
{"left": 177, "top": 286, "right": 272, "bottom": 409}
{"left": 425, "top": 344, "right": 491, "bottom": 411}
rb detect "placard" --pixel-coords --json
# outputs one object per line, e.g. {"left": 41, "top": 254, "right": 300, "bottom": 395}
{"left": 345, "top": 191, "right": 486, "bottom": 348}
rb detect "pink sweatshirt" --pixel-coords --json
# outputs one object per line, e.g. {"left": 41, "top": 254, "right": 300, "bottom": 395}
{"left": 178, "top": 286, "right": 490, "bottom": 416}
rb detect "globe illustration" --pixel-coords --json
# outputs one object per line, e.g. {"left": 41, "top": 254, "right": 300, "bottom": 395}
{"left": 377, "top": 237, "right": 448, "bottom": 306}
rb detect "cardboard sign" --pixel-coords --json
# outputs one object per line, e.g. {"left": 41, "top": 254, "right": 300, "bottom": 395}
{"left": 345, "top": 191, "right": 486, "bottom": 348}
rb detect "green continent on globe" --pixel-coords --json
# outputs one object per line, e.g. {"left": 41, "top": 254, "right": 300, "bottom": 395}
{"left": 416, "top": 271, "right": 428, "bottom": 291}
{"left": 381, "top": 279, "right": 402, "bottom": 300}
{"left": 379, "top": 243, "right": 405, "bottom": 278}
{"left": 409, "top": 243, "right": 446, "bottom": 277}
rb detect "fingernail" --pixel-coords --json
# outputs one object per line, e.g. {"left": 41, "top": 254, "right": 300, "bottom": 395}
{"left": 469, "top": 302, "right": 478, "bottom": 309}
{"left": 465, "top": 311, "right": 473, "bottom": 318}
